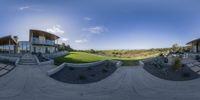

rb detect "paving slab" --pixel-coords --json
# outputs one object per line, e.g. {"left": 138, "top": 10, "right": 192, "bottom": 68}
{"left": 0, "top": 64, "right": 6, "bottom": 68}
{"left": 187, "top": 64, "right": 194, "bottom": 68}
{"left": 194, "top": 62, "right": 200, "bottom": 65}
{"left": 191, "top": 66, "right": 200, "bottom": 72}
{"left": 4, "top": 65, "right": 14, "bottom": 70}
{"left": 0, "top": 69, "right": 8, "bottom": 76}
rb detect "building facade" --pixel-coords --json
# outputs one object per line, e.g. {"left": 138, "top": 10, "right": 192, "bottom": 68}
{"left": 29, "top": 30, "right": 59, "bottom": 54}
{"left": 0, "top": 29, "right": 60, "bottom": 54}
{"left": 187, "top": 38, "right": 200, "bottom": 53}
{"left": 0, "top": 35, "right": 18, "bottom": 54}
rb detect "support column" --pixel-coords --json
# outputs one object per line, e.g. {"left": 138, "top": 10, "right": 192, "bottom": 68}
{"left": 30, "top": 32, "right": 33, "bottom": 54}
{"left": 2, "top": 44, "right": 4, "bottom": 53}
{"left": 9, "top": 39, "right": 11, "bottom": 54}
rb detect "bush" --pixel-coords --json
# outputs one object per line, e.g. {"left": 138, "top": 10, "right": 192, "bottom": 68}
{"left": 79, "top": 75, "right": 87, "bottom": 80}
{"left": 68, "top": 67, "right": 75, "bottom": 70}
{"left": 182, "top": 73, "right": 191, "bottom": 78}
{"left": 87, "top": 67, "right": 92, "bottom": 70}
{"left": 90, "top": 74, "right": 95, "bottom": 77}
{"left": 172, "top": 57, "right": 182, "bottom": 70}
{"left": 102, "top": 69, "right": 108, "bottom": 73}
{"left": 153, "top": 58, "right": 165, "bottom": 69}
{"left": 90, "top": 49, "right": 96, "bottom": 53}
{"left": 164, "top": 57, "right": 168, "bottom": 63}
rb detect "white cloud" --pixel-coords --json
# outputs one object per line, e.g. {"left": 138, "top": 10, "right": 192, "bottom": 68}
{"left": 83, "top": 26, "right": 107, "bottom": 34}
{"left": 19, "top": 6, "right": 30, "bottom": 11}
{"left": 61, "top": 38, "right": 69, "bottom": 41}
{"left": 18, "top": 6, "right": 43, "bottom": 12}
{"left": 84, "top": 17, "right": 92, "bottom": 21}
{"left": 75, "top": 39, "right": 88, "bottom": 43}
{"left": 46, "top": 25, "right": 65, "bottom": 35}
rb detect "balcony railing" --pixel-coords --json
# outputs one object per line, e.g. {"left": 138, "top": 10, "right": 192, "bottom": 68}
{"left": 31, "top": 38, "right": 55, "bottom": 46}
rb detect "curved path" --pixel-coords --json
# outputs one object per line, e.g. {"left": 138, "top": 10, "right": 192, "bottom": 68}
{"left": 0, "top": 64, "right": 200, "bottom": 100}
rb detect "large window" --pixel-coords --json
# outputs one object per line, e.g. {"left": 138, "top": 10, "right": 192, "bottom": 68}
{"left": 0, "top": 45, "right": 14, "bottom": 53}
{"left": 19, "top": 41, "right": 30, "bottom": 53}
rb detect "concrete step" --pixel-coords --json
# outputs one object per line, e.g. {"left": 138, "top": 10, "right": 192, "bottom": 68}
{"left": 19, "top": 60, "right": 37, "bottom": 63}
{"left": 19, "top": 54, "right": 38, "bottom": 65}
{"left": 19, "top": 63, "right": 37, "bottom": 65}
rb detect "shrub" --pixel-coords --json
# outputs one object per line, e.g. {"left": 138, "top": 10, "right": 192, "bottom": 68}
{"left": 90, "top": 74, "right": 95, "bottom": 77}
{"left": 164, "top": 57, "right": 168, "bottom": 63}
{"left": 68, "top": 67, "right": 75, "bottom": 70}
{"left": 102, "top": 69, "right": 108, "bottom": 73}
{"left": 87, "top": 67, "right": 92, "bottom": 70}
{"left": 79, "top": 75, "right": 87, "bottom": 80}
{"left": 90, "top": 49, "right": 96, "bottom": 53}
{"left": 172, "top": 57, "right": 182, "bottom": 70}
{"left": 182, "top": 72, "right": 190, "bottom": 78}
{"left": 153, "top": 58, "right": 165, "bottom": 69}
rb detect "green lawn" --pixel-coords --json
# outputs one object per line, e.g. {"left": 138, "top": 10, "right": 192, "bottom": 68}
{"left": 54, "top": 52, "right": 152, "bottom": 66}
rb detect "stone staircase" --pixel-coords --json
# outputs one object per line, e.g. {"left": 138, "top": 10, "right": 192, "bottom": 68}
{"left": 19, "top": 54, "right": 38, "bottom": 65}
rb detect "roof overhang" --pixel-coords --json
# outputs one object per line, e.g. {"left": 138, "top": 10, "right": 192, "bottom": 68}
{"left": 30, "top": 29, "right": 60, "bottom": 40}
{"left": 0, "top": 35, "right": 17, "bottom": 45}
{"left": 186, "top": 38, "right": 200, "bottom": 45}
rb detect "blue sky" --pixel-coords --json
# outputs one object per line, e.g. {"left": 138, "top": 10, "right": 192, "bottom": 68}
{"left": 0, "top": 0, "right": 200, "bottom": 50}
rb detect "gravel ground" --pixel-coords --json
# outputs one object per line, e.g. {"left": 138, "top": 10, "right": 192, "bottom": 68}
{"left": 51, "top": 61, "right": 117, "bottom": 84}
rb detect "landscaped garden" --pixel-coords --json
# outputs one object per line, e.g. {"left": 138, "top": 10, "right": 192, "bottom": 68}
{"left": 51, "top": 60, "right": 117, "bottom": 84}
{"left": 143, "top": 55, "right": 200, "bottom": 81}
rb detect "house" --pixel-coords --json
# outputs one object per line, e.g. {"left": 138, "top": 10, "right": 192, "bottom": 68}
{"left": 0, "top": 35, "right": 18, "bottom": 54}
{"left": 29, "top": 29, "right": 59, "bottom": 53}
{"left": 0, "top": 29, "right": 60, "bottom": 54}
{"left": 186, "top": 38, "right": 200, "bottom": 53}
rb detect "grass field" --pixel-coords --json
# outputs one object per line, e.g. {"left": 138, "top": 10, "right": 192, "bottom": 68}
{"left": 83, "top": 49, "right": 169, "bottom": 58}
{"left": 54, "top": 52, "right": 158, "bottom": 66}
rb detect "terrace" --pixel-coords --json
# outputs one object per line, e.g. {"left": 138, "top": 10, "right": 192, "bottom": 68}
{"left": 31, "top": 37, "right": 55, "bottom": 46}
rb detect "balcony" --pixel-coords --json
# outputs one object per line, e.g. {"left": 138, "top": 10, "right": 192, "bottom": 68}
{"left": 31, "top": 38, "right": 55, "bottom": 46}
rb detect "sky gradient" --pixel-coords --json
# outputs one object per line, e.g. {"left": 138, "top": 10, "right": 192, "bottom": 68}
{"left": 0, "top": 0, "right": 200, "bottom": 50}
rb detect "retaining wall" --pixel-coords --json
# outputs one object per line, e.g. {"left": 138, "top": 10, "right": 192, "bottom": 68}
{"left": 0, "top": 55, "right": 20, "bottom": 65}
{"left": 43, "top": 51, "right": 68, "bottom": 59}
{"left": 47, "top": 60, "right": 122, "bottom": 76}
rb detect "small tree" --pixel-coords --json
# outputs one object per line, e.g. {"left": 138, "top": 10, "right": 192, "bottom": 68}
{"left": 172, "top": 57, "right": 182, "bottom": 70}
{"left": 172, "top": 43, "right": 179, "bottom": 52}
{"left": 90, "top": 49, "right": 96, "bottom": 53}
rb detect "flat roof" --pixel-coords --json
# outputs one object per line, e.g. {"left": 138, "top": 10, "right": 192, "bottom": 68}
{"left": 30, "top": 29, "right": 60, "bottom": 40}
{"left": 0, "top": 35, "right": 17, "bottom": 45}
{"left": 186, "top": 38, "right": 200, "bottom": 45}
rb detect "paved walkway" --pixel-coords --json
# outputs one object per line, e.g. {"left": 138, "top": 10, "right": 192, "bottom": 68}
{"left": 0, "top": 64, "right": 200, "bottom": 100}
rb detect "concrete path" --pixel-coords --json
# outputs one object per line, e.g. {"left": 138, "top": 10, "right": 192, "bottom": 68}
{"left": 0, "top": 64, "right": 200, "bottom": 100}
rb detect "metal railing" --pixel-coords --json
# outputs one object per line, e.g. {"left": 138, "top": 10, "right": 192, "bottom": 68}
{"left": 31, "top": 38, "right": 55, "bottom": 45}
